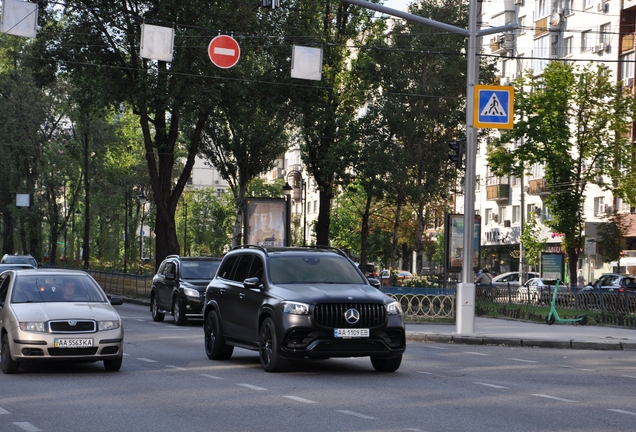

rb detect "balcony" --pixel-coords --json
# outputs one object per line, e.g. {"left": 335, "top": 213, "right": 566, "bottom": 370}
{"left": 486, "top": 184, "right": 510, "bottom": 202}
{"left": 621, "top": 33, "right": 634, "bottom": 54}
{"left": 527, "top": 178, "right": 550, "bottom": 196}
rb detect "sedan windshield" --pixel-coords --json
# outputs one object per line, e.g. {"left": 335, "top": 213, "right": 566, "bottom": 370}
{"left": 11, "top": 275, "right": 107, "bottom": 303}
{"left": 268, "top": 255, "right": 365, "bottom": 284}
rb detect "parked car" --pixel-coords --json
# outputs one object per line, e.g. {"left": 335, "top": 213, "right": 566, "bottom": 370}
{"left": 359, "top": 263, "right": 378, "bottom": 278}
{"left": 150, "top": 255, "right": 222, "bottom": 325}
{"left": 379, "top": 269, "right": 413, "bottom": 286}
{"left": 582, "top": 274, "right": 636, "bottom": 293}
{"left": 203, "top": 246, "right": 406, "bottom": 372}
{"left": 1, "top": 254, "right": 38, "bottom": 268}
{"left": 517, "top": 278, "right": 560, "bottom": 304}
{"left": 491, "top": 271, "right": 539, "bottom": 288}
{"left": 0, "top": 263, "right": 35, "bottom": 272}
{"left": 0, "top": 269, "right": 124, "bottom": 374}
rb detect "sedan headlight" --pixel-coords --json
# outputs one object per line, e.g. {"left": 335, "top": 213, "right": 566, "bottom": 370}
{"left": 98, "top": 321, "right": 121, "bottom": 331}
{"left": 19, "top": 322, "right": 46, "bottom": 332}
{"left": 282, "top": 301, "right": 310, "bottom": 315}
{"left": 386, "top": 301, "right": 403, "bottom": 316}
{"left": 183, "top": 287, "right": 200, "bottom": 297}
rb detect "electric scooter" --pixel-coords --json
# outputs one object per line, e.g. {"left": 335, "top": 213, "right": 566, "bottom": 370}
{"left": 546, "top": 279, "right": 588, "bottom": 325}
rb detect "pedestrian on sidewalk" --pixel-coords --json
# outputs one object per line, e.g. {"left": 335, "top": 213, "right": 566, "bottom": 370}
{"left": 577, "top": 270, "right": 585, "bottom": 288}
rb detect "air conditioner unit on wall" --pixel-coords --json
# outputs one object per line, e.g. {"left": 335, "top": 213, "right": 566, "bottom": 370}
{"left": 624, "top": 77, "right": 633, "bottom": 87}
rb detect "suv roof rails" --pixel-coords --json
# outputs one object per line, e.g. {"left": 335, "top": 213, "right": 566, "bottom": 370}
{"left": 231, "top": 244, "right": 348, "bottom": 258}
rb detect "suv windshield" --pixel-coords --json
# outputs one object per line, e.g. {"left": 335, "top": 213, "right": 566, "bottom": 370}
{"left": 268, "top": 255, "right": 365, "bottom": 284}
{"left": 181, "top": 260, "right": 220, "bottom": 280}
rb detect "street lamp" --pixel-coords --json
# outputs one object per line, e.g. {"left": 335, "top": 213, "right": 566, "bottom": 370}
{"left": 138, "top": 192, "right": 147, "bottom": 261}
{"left": 283, "top": 170, "right": 307, "bottom": 246}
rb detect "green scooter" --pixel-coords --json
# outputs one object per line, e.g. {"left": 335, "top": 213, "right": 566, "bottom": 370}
{"left": 546, "top": 279, "right": 588, "bottom": 325}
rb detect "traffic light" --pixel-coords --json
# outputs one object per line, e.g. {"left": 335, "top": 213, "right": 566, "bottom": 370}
{"left": 448, "top": 138, "right": 465, "bottom": 170}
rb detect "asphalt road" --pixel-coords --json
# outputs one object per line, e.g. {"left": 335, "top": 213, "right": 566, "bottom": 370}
{"left": 1, "top": 303, "right": 635, "bottom": 432}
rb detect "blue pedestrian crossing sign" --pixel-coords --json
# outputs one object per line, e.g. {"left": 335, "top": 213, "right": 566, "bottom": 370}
{"left": 474, "top": 85, "right": 514, "bottom": 129}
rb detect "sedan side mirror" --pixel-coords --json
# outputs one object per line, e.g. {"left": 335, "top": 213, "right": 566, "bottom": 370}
{"left": 110, "top": 296, "right": 124, "bottom": 306}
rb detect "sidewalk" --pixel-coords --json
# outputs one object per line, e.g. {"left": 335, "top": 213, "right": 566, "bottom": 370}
{"left": 406, "top": 317, "right": 636, "bottom": 350}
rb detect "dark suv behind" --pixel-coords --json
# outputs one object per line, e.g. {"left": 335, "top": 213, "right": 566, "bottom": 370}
{"left": 151, "top": 255, "right": 222, "bottom": 325}
{"left": 203, "top": 246, "right": 405, "bottom": 372}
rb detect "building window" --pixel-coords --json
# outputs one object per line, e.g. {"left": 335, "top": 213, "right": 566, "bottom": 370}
{"left": 565, "top": 0, "right": 575, "bottom": 15}
{"left": 564, "top": 36, "right": 573, "bottom": 56}
{"left": 216, "top": 188, "right": 223, "bottom": 197}
{"left": 533, "top": 35, "right": 550, "bottom": 74}
{"left": 599, "top": 23, "right": 610, "bottom": 45}
{"left": 535, "top": 0, "right": 550, "bottom": 19}
{"left": 581, "top": 30, "right": 591, "bottom": 52}
{"left": 527, "top": 204, "right": 536, "bottom": 219}
{"left": 594, "top": 197, "right": 605, "bottom": 216}
{"left": 584, "top": 0, "right": 594, "bottom": 9}
{"left": 512, "top": 205, "right": 520, "bottom": 223}
{"left": 485, "top": 208, "right": 493, "bottom": 225}
{"left": 621, "top": 52, "right": 634, "bottom": 80}
{"left": 519, "top": 16, "right": 526, "bottom": 35}
{"left": 498, "top": 206, "right": 507, "bottom": 225}
{"left": 476, "top": 175, "right": 481, "bottom": 191}
{"left": 314, "top": 200, "right": 318, "bottom": 213}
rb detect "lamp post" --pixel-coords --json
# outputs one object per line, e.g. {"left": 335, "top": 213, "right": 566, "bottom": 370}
{"left": 283, "top": 170, "right": 307, "bottom": 246}
{"left": 138, "top": 192, "right": 147, "bottom": 261}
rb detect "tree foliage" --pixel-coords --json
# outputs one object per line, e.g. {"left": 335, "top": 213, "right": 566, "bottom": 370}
{"left": 488, "top": 62, "right": 636, "bottom": 285}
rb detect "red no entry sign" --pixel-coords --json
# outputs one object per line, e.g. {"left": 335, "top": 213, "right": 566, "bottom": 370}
{"left": 208, "top": 35, "right": 240, "bottom": 69}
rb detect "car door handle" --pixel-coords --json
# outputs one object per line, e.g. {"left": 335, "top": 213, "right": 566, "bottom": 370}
{"left": 239, "top": 292, "right": 245, "bottom": 299}
{"left": 219, "top": 288, "right": 226, "bottom": 295}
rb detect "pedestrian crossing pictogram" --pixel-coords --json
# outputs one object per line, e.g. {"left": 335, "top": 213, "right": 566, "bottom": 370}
{"left": 474, "top": 85, "right": 514, "bottom": 129}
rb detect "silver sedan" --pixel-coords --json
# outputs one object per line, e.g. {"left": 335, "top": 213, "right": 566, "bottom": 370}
{"left": 0, "top": 269, "right": 124, "bottom": 374}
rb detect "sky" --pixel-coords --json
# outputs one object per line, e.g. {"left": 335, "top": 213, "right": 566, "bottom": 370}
{"left": 381, "top": 0, "right": 415, "bottom": 11}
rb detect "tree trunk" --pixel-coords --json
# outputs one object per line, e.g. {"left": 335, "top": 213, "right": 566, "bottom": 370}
{"left": 316, "top": 188, "right": 334, "bottom": 246}
{"left": 359, "top": 194, "right": 372, "bottom": 271}
{"left": 391, "top": 201, "right": 402, "bottom": 269}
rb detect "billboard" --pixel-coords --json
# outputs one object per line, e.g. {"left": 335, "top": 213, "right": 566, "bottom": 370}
{"left": 445, "top": 213, "right": 481, "bottom": 273}
{"left": 244, "top": 198, "right": 287, "bottom": 247}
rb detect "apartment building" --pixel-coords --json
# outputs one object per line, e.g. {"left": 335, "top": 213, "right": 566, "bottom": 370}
{"left": 462, "top": 0, "right": 636, "bottom": 282}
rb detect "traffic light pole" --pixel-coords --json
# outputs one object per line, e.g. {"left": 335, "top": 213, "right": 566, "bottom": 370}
{"left": 341, "top": 0, "right": 516, "bottom": 334}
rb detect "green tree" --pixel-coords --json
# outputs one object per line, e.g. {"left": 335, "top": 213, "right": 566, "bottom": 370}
{"left": 519, "top": 212, "right": 547, "bottom": 268}
{"left": 488, "top": 62, "right": 636, "bottom": 285}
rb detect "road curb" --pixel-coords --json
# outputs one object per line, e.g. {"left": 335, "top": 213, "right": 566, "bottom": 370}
{"left": 406, "top": 333, "right": 633, "bottom": 351}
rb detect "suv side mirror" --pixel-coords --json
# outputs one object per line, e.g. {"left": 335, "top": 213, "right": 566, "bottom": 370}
{"left": 367, "top": 278, "right": 381, "bottom": 289}
{"left": 165, "top": 273, "right": 176, "bottom": 281}
{"left": 243, "top": 277, "right": 262, "bottom": 289}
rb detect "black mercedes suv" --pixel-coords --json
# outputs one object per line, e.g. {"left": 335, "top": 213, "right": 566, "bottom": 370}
{"left": 150, "top": 255, "right": 222, "bottom": 325}
{"left": 202, "top": 246, "right": 405, "bottom": 372}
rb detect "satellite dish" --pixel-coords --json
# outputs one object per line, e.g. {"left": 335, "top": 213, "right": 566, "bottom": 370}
{"left": 550, "top": 12, "right": 561, "bottom": 26}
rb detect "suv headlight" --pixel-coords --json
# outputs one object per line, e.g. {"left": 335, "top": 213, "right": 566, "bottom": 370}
{"left": 282, "top": 301, "right": 310, "bottom": 315}
{"left": 19, "top": 322, "right": 46, "bottom": 332}
{"left": 386, "top": 301, "right": 403, "bottom": 316}
{"left": 183, "top": 287, "right": 200, "bottom": 297}
{"left": 98, "top": 321, "right": 121, "bottom": 331}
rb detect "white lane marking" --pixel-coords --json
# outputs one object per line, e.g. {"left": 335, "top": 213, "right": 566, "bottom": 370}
{"left": 508, "top": 358, "right": 537, "bottom": 363}
{"left": 136, "top": 358, "right": 158, "bottom": 363}
{"left": 423, "top": 345, "right": 448, "bottom": 350}
{"left": 621, "top": 375, "right": 636, "bottom": 379}
{"left": 417, "top": 371, "right": 433, "bottom": 375}
{"left": 135, "top": 319, "right": 145, "bottom": 322}
{"left": 238, "top": 383, "right": 267, "bottom": 391}
{"left": 474, "top": 382, "right": 509, "bottom": 389}
{"left": 577, "top": 368, "right": 594, "bottom": 372}
{"left": 201, "top": 374, "right": 223, "bottom": 380}
{"left": 13, "top": 423, "right": 42, "bottom": 432}
{"left": 165, "top": 365, "right": 185, "bottom": 370}
{"left": 337, "top": 410, "right": 376, "bottom": 420}
{"left": 532, "top": 394, "right": 577, "bottom": 403}
{"left": 608, "top": 409, "right": 636, "bottom": 416}
{"left": 464, "top": 351, "right": 489, "bottom": 356}
{"left": 0, "top": 407, "right": 10, "bottom": 414}
{"left": 283, "top": 396, "right": 317, "bottom": 404}
{"left": 123, "top": 353, "right": 130, "bottom": 356}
